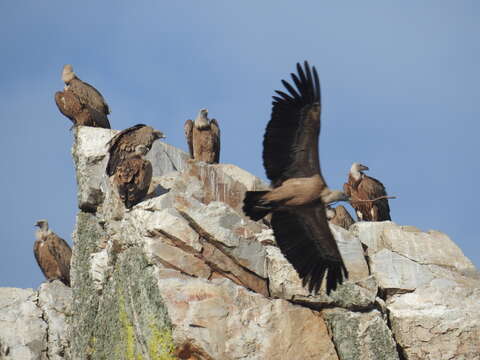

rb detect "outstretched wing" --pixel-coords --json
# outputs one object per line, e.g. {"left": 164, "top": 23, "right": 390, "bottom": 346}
{"left": 271, "top": 205, "right": 348, "bottom": 294}
{"left": 263, "top": 61, "right": 324, "bottom": 187}
{"left": 184, "top": 119, "right": 194, "bottom": 158}
{"left": 210, "top": 118, "right": 221, "bottom": 163}
{"left": 106, "top": 124, "right": 147, "bottom": 176}
{"left": 47, "top": 234, "right": 72, "bottom": 286}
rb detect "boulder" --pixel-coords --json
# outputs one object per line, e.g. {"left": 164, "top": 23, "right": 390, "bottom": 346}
{"left": 322, "top": 308, "right": 400, "bottom": 360}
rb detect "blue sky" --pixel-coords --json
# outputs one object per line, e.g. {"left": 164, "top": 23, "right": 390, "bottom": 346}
{"left": 0, "top": 1, "right": 478, "bottom": 288}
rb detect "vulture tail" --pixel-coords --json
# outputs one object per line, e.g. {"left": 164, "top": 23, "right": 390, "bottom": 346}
{"left": 243, "top": 191, "right": 272, "bottom": 221}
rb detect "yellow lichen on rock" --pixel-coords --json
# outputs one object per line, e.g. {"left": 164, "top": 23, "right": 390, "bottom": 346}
{"left": 147, "top": 323, "right": 176, "bottom": 360}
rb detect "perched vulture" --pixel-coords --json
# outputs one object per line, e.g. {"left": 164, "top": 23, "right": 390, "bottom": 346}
{"left": 106, "top": 124, "right": 165, "bottom": 176}
{"left": 326, "top": 205, "right": 355, "bottom": 230}
{"left": 184, "top": 109, "right": 220, "bottom": 163}
{"left": 343, "top": 163, "right": 391, "bottom": 221}
{"left": 242, "top": 62, "right": 349, "bottom": 294}
{"left": 114, "top": 145, "right": 153, "bottom": 209}
{"left": 33, "top": 220, "right": 72, "bottom": 286}
{"left": 54, "top": 64, "right": 111, "bottom": 129}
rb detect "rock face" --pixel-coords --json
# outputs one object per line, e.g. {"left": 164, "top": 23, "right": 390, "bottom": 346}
{"left": 0, "top": 281, "right": 71, "bottom": 360}
{"left": 2, "top": 126, "right": 479, "bottom": 360}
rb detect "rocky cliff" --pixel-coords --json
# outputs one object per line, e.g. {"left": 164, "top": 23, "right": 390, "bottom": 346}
{"left": 1, "top": 126, "right": 479, "bottom": 360}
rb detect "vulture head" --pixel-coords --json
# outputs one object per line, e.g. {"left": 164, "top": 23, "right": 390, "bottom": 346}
{"left": 34, "top": 219, "right": 49, "bottom": 231}
{"left": 195, "top": 108, "right": 210, "bottom": 128}
{"left": 34, "top": 219, "right": 50, "bottom": 239}
{"left": 351, "top": 162, "right": 369, "bottom": 172}
{"left": 152, "top": 129, "right": 165, "bottom": 140}
{"left": 350, "top": 162, "right": 369, "bottom": 180}
{"left": 62, "top": 64, "right": 76, "bottom": 84}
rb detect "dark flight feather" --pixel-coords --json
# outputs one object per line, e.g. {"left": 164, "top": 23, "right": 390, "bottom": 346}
{"left": 263, "top": 61, "right": 323, "bottom": 187}
{"left": 271, "top": 207, "right": 347, "bottom": 294}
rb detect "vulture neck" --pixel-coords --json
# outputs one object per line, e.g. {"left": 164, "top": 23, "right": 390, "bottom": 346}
{"left": 35, "top": 228, "right": 51, "bottom": 241}
{"left": 62, "top": 72, "right": 77, "bottom": 84}
{"left": 350, "top": 167, "right": 363, "bottom": 181}
{"left": 194, "top": 116, "right": 209, "bottom": 130}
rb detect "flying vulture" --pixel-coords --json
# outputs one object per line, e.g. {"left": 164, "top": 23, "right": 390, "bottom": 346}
{"left": 106, "top": 124, "right": 165, "bottom": 176}
{"left": 326, "top": 205, "right": 355, "bottom": 230}
{"left": 343, "top": 163, "right": 391, "bottom": 221}
{"left": 114, "top": 145, "right": 153, "bottom": 209}
{"left": 184, "top": 109, "right": 220, "bottom": 163}
{"left": 242, "top": 61, "right": 349, "bottom": 294}
{"left": 55, "top": 64, "right": 111, "bottom": 129}
{"left": 33, "top": 220, "right": 72, "bottom": 286}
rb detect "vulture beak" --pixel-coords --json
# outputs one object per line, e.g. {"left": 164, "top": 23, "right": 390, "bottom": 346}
{"left": 359, "top": 164, "right": 369, "bottom": 171}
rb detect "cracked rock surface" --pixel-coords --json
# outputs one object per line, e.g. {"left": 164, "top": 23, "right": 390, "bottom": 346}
{"left": 1, "top": 126, "right": 479, "bottom": 360}
{"left": 0, "top": 281, "right": 71, "bottom": 360}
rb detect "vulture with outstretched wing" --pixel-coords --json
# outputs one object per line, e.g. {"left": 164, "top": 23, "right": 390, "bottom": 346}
{"left": 326, "top": 205, "right": 355, "bottom": 230}
{"left": 55, "top": 64, "right": 111, "bottom": 129}
{"left": 33, "top": 220, "right": 72, "bottom": 286}
{"left": 242, "top": 62, "right": 349, "bottom": 294}
{"left": 106, "top": 124, "right": 165, "bottom": 176}
{"left": 343, "top": 163, "right": 391, "bottom": 221}
{"left": 184, "top": 108, "right": 220, "bottom": 163}
{"left": 114, "top": 145, "right": 153, "bottom": 209}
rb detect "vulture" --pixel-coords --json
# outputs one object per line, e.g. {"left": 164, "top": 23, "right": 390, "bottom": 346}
{"left": 106, "top": 124, "right": 165, "bottom": 176}
{"left": 114, "top": 144, "right": 153, "bottom": 209}
{"left": 54, "top": 64, "right": 111, "bottom": 129}
{"left": 343, "top": 163, "right": 391, "bottom": 221}
{"left": 33, "top": 220, "right": 72, "bottom": 286}
{"left": 184, "top": 109, "right": 220, "bottom": 163}
{"left": 326, "top": 205, "right": 355, "bottom": 230}
{"left": 242, "top": 61, "right": 349, "bottom": 294}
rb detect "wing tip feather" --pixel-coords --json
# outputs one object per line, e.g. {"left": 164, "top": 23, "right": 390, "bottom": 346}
{"left": 302, "top": 260, "right": 349, "bottom": 295}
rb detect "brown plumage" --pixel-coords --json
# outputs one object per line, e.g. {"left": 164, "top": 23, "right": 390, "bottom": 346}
{"left": 343, "top": 163, "right": 391, "bottom": 221}
{"left": 54, "top": 89, "right": 109, "bottom": 128}
{"left": 114, "top": 145, "right": 153, "bottom": 208}
{"left": 106, "top": 124, "right": 165, "bottom": 176}
{"left": 55, "top": 65, "right": 111, "bottom": 129}
{"left": 184, "top": 109, "right": 220, "bottom": 163}
{"left": 33, "top": 220, "right": 72, "bottom": 286}
{"left": 242, "top": 62, "right": 349, "bottom": 294}
{"left": 326, "top": 205, "right": 355, "bottom": 230}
